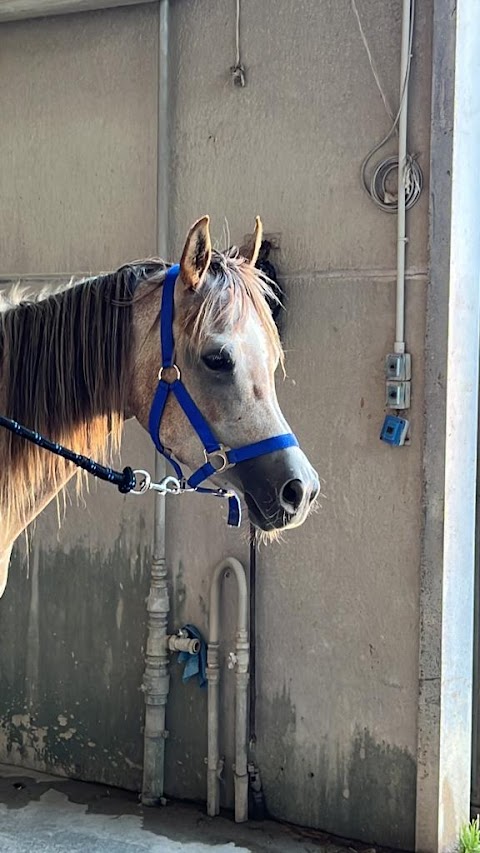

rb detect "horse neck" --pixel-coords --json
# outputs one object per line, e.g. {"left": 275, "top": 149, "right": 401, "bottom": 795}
{"left": 0, "top": 426, "right": 79, "bottom": 553}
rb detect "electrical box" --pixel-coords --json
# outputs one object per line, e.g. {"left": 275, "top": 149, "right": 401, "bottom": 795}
{"left": 385, "top": 380, "right": 411, "bottom": 409}
{"left": 385, "top": 353, "right": 411, "bottom": 381}
{"left": 380, "top": 414, "right": 409, "bottom": 446}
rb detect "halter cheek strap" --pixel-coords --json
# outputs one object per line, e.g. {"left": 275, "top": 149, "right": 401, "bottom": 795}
{"left": 148, "top": 264, "right": 299, "bottom": 527}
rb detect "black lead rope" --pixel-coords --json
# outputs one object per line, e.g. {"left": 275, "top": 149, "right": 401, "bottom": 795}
{"left": 0, "top": 415, "right": 136, "bottom": 494}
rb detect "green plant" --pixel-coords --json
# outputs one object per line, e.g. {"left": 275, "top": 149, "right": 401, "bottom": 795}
{"left": 460, "top": 816, "right": 480, "bottom": 853}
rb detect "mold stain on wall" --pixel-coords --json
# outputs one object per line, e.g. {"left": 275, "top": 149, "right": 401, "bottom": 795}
{"left": 0, "top": 522, "right": 151, "bottom": 791}
{"left": 257, "top": 689, "right": 416, "bottom": 849}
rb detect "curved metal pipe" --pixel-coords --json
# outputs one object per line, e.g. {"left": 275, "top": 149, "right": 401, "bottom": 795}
{"left": 209, "top": 557, "right": 248, "bottom": 645}
{"left": 207, "top": 557, "right": 249, "bottom": 822}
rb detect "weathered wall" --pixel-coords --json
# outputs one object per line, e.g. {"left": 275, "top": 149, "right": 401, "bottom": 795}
{"left": 0, "top": 4, "right": 158, "bottom": 789}
{"left": 0, "top": 4, "right": 158, "bottom": 273}
{"left": 0, "top": 426, "right": 154, "bottom": 790}
{"left": 165, "top": 1, "right": 431, "bottom": 848}
{"left": 0, "top": 1, "right": 433, "bottom": 848}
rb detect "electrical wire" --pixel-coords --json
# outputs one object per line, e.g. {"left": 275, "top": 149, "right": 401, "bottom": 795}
{"left": 352, "top": 0, "right": 423, "bottom": 212}
{"left": 231, "top": 0, "right": 246, "bottom": 87}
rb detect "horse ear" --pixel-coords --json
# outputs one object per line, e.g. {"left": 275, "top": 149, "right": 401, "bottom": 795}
{"left": 240, "top": 216, "right": 263, "bottom": 266}
{"left": 180, "top": 215, "right": 212, "bottom": 290}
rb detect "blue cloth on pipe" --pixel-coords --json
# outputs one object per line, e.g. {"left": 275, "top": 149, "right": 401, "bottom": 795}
{"left": 177, "top": 624, "right": 207, "bottom": 688}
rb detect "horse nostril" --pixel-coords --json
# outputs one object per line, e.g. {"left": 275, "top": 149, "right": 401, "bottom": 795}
{"left": 310, "top": 479, "right": 320, "bottom": 503}
{"left": 280, "top": 479, "right": 305, "bottom": 514}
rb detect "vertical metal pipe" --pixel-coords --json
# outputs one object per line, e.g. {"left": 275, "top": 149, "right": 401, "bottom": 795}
{"left": 207, "top": 578, "right": 221, "bottom": 818}
{"left": 248, "top": 526, "right": 257, "bottom": 747}
{"left": 156, "top": 0, "right": 170, "bottom": 262}
{"left": 394, "top": 0, "right": 412, "bottom": 354}
{"left": 234, "top": 625, "right": 249, "bottom": 823}
{"left": 141, "top": 0, "right": 170, "bottom": 806}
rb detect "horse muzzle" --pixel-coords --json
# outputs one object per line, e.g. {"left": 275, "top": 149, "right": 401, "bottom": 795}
{"left": 231, "top": 446, "right": 320, "bottom": 532}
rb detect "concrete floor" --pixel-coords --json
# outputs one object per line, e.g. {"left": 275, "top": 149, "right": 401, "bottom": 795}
{"left": 0, "top": 764, "right": 377, "bottom": 853}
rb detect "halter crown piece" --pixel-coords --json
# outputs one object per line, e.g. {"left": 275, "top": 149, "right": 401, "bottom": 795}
{"left": 147, "top": 264, "right": 299, "bottom": 526}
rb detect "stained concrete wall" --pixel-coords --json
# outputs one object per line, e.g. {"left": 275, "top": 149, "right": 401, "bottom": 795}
{"left": 0, "top": 2, "right": 433, "bottom": 849}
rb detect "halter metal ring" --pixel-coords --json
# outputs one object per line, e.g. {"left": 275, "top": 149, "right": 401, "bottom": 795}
{"left": 205, "top": 446, "right": 234, "bottom": 474}
{"left": 158, "top": 364, "right": 181, "bottom": 383}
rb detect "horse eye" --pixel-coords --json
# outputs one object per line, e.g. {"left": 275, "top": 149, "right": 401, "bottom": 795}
{"left": 202, "top": 350, "right": 234, "bottom": 373}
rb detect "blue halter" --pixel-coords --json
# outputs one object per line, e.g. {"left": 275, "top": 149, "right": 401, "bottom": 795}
{"left": 148, "top": 264, "right": 299, "bottom": 526}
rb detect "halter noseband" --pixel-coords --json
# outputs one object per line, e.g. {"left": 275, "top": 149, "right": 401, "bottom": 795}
{"left": 147, "top": 264, "right": 299, "bottom": 527}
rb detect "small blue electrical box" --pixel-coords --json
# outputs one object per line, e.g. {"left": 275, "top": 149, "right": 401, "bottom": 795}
{"left": 380, "top": 414, "right": 409, "bottom": 447}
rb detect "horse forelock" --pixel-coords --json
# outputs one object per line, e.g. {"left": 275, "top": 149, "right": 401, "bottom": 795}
{"left": 178, "top": 248, "right": 284, "bottom": 368}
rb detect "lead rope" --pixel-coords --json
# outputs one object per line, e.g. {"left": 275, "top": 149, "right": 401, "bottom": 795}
{"left": 0, "top": 414, "right": 180, "bottom": 497}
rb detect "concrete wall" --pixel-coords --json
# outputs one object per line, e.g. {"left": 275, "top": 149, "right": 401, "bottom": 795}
{"left": 165, "top": 2, "right": 431, "bottom": 848}
{"left": 0, "top": 426, "right": 154, "bottom": 791}
{"left": 0, "top": 2, "right": 434, "bottom": 848}
{"left": 0, "top": 4, "right": 158, "bottom": 790}
{"left": 0, "top": 4, "right": 158, "bottom": 273}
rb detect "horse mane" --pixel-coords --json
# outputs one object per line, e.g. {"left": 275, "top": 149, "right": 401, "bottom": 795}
{"left": 0, "top": 262, "right": 162, "bottom": 528}
{"left": 0, "top": 249, "right": 282, "bottom": 528}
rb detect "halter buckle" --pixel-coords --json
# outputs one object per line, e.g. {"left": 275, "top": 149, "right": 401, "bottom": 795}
{"left": 158, "top": 364, "right": 181, "bottom": 383}
{"left": 205, "top": 445, "right": 234, "bottom": 474}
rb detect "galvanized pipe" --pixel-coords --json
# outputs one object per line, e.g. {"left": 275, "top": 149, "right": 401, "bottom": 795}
{"left": 166, "top": 636, "right": 201, "bottom": 655}
{"left": 233, "top": 641, "right": 249, "bottom": 822}
{"left": 141, "top": 0, "right": 170, "bottom": 806}
{"left": 206, "top": 635, "right": 221, "bottom": 817}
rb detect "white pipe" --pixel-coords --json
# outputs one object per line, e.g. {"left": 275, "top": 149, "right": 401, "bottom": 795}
{"left": 0, "top": 0, "right": 157, "bottom": 23}
{"left": 207, "top": 558, "right": 249, "bottom": 823}
{"left": 141, "top": 0, "right": 170, "bottom": 807}
{"left": 394, "top": 0, "right": 412, "bottom": 355}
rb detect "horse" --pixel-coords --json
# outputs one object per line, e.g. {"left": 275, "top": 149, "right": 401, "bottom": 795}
{"left": 0, "top": 216, "right": 319, "bottom": 598}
